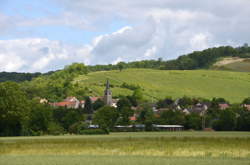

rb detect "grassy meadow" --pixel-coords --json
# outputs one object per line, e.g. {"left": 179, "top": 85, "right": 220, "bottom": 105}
{"left": 74, "top": 69, "right": 250, "bottom": 103}
{"left": 0, "top": 132, "right": 250, "bottom": 165}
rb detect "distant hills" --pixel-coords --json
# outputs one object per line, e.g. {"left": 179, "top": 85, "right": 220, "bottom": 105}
{"left": 0, "top": 45, "right": 250, "bottom": 103}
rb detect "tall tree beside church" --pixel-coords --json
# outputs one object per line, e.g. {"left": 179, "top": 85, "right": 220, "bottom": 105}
{"left": 84, "top": 96, "right": 93, "bottom": 114}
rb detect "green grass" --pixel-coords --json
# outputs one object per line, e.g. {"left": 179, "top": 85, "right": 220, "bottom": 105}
{"left": 0, "top": 132, "right": 249, "bottom": 165}
{"left": 74, "top": 69, "right": 250, "bottom": 103}
{"left": 1, "top": 155, "right": 249, "bottom": 165}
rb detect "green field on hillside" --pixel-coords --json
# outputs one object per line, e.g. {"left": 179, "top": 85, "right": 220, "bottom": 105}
{"left": 74, "top": 69, "right": 250, "bottom": 103}
{"left": 220, "top": 60, "right": 250, "bottom": 72}
{"left": 0, "top": 132, "right": 249, "bottom": 165}
{"left": 212, "top": 58, "right": 250, "bottom": 72}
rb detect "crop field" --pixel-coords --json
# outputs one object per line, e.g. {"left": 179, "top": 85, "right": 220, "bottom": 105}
{"left": 213, "top": 57, "right": 250, "bottom": 72}
{"left": 74, "top": 69, "right": 250, "bottom": 103}
{"left": 0, "top": 132, "right": 250, "bottom": 165}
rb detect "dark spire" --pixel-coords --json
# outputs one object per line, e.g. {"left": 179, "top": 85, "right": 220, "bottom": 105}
{"left": 106, "top": 78, "right": 110, "bottom": 89}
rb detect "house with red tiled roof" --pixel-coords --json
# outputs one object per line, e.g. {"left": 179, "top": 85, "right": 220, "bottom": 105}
{"left": 51, "top": 96, "right": 81, "bottom": 109}
{"left": 218, "top": 103, "right": 230, "bottom": 110}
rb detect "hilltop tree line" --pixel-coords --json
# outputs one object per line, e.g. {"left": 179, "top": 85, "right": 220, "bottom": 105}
{"left": 1, "top": 44, "right": 250, "bottom": 82}
{"left": 87, "top": 44, "right": 250, "bottom": 71}
{"left": 1, "top": 81, "right": 250, "bottom": 136}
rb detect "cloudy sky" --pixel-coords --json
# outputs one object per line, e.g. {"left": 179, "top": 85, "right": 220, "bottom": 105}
{"left": 0, "top": 0, "right": 250, "bottom": 72}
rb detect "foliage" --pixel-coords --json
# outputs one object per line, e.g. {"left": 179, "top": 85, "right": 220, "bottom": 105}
{"left": 242, "top": 97, "right": 250, "bottom": 104}
{"left": 86, "top": 45, "right": 250, "bottom": 71}
{"left": 0, "top": 82, "right": 30, "bottom": 136}
{"left": 20, "top": 63, "right": 88, "bottom": 102}
{"left": 47, "top": 122, "right": 65, "bottom": 135}
{"left": 93, "top": 106, "right": 119, "bottom": 132}
{"left": 185, "top": 113, "right": 202, "bottom": 130}
{"left": 158, "top": 110, "right": 185, "bottom": 125}
{"left": 28, "top": 103, "right": 53, "bottom": 135}
{"left": 84, "top": 96, "right": 93, "bottom": 114}
{"left": 68, "top": 121, "right": 88, "bottom": 134}
{"left": 157, "top": 97, "right": 174, "bottom": 108}
{"left": 212, "top": 109, "right": 236, "bottom": 131}
{"left": 62, "top": 110, "right": 84, "bottom": 131}
{"left": 0, "top": 72, "right": 41, "bottom": 82}
{"left": 93, "top": 98, "right": 105, "bottom": 111}
{"left": 79, "top": 128, "right": 108, "bottom": 135}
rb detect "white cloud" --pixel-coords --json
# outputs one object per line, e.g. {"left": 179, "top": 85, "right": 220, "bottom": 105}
{"left": 144, "top": 46, "right": 157, "bottom": 57}
{"left": 190, "top": 33, "right": 211, "bottom": 51}
{"left": 1, "top": 0, "right": 250, "bottom": 72}
{"left": 0, "top": 38, "right": 91, "bottom": 72}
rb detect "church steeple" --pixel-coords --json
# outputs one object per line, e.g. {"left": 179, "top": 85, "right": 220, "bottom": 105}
{"left": 106, "top": 79, "right": 110, "bottom": 90}
{"left": 104, "top": 79, "right": 112, "bottom": 106}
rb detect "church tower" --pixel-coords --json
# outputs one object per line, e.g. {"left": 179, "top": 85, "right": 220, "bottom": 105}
{"left": 103, "top": 79, "right": 112, "bottom": 106}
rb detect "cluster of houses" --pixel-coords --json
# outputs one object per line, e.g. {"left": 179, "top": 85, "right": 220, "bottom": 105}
{"left": 39, "top": 79, "right": 250, "bottom": 131}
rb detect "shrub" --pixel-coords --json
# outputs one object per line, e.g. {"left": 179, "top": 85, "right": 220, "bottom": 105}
{"left": 48, "top": 122, "right": 65, "bottom": 135}
{"left": 79, "top": 129, "right": 108, "bottom": 135}
{"left": 68, "top": 121, "right": 88, "bottom": 134}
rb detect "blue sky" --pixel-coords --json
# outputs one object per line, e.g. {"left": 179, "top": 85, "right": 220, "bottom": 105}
{"left": 0, "top": 0, "right": 250, "bottom": 72}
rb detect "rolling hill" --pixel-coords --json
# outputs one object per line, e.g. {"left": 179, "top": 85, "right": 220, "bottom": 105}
{"left": 212, "top": 57, "right": 250, "bottom": 72}
{"left": 74, "top": 68, "right": 250, "bottom": 103}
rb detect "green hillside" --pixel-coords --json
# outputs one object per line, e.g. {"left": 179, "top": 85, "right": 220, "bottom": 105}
{"left": 74, "top": 69, "right": 250, "bottom": 103}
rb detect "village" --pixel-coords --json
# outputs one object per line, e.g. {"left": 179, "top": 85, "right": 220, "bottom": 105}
{"left": 38, "top": 79, "right": 250, "bottom": 132}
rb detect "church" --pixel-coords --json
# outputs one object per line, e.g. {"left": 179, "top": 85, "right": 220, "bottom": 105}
{"left": 103, "top": 79, "right": 118, "bottom": 107}
{"left": 49, "top": 79, "right": 118, "bottom": 109}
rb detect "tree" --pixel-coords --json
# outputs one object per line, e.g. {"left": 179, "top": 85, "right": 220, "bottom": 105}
{"left": 212, "top": 109, "right": 236, "bottom": 131}
{"left": 117, "top": 106, "right": 134, "bottom": 125}
{"left": 159, "top": 110, "right": 185, "bottom": 125}
{"left": 157, "top": 97, "right": 174, "bottom": 108}
{"left": 178, "top": 96, "right": 193, "bottom": 108}
{"left": 93, "top": 106, "right": 119, "bottom": 132}
{"left": 117, "top": 62, "right": 126, "bottom": 71}
{"left": 93, "top": 98, "right": 105, "bottom": 111}
{"left": 137, "top": 105, "right": 154, "bottom": 131}
{"left": 242, "top": 97, "right": 250, "bottom": 104}
{"left": 62, "top": 110, "right": 83, "bottom": 131}
{"left": 64, "top": 63, "right": 88, "bottom": 75}
{"left": 28, "top": 103, "right": 53, "bottom": 135}
{"left": 0, "top": 82, "right": 30, "bottom": 136}
{"left": 132, "top": 88, "right": 143, "bottom": 101}
{"left": 117, "top": 97, "right": 131, "bottom": 111}
{"left": 185, "top": 113, "right": 202, "bottom": 130}
{"left": 84, "top": 96, "right": 93, "bottom": 114}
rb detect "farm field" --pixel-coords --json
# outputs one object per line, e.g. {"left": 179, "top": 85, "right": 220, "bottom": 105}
{"left": 0, "top": 132, "right": 250, "bottom": 165}
{"left": 74, "top": 69, "right": 250, "bottom": 103}
{"left": 213, "top": 57, "right": 250, "bottom": 72}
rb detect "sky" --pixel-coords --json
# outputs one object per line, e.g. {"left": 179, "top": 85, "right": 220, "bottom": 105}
{"left": 0, "top": 0, "right": 250, "bottom": 72}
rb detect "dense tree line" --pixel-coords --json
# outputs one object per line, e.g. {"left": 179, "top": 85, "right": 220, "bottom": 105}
{"left": 0, "top": 72, "right": 42, "bottom": 82}
{"left": 87, "top": 45, "right": 250, "bottom": 71}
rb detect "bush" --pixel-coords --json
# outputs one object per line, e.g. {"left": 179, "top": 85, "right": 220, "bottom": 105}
{"left": 68, "top": 122, "right": 88, "bottom": 134}
{"left": 79, "top": 129, "right": 108, "bottom": 135}
{"left": 48, "top": 122, "right": 65, "bottom": 135}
